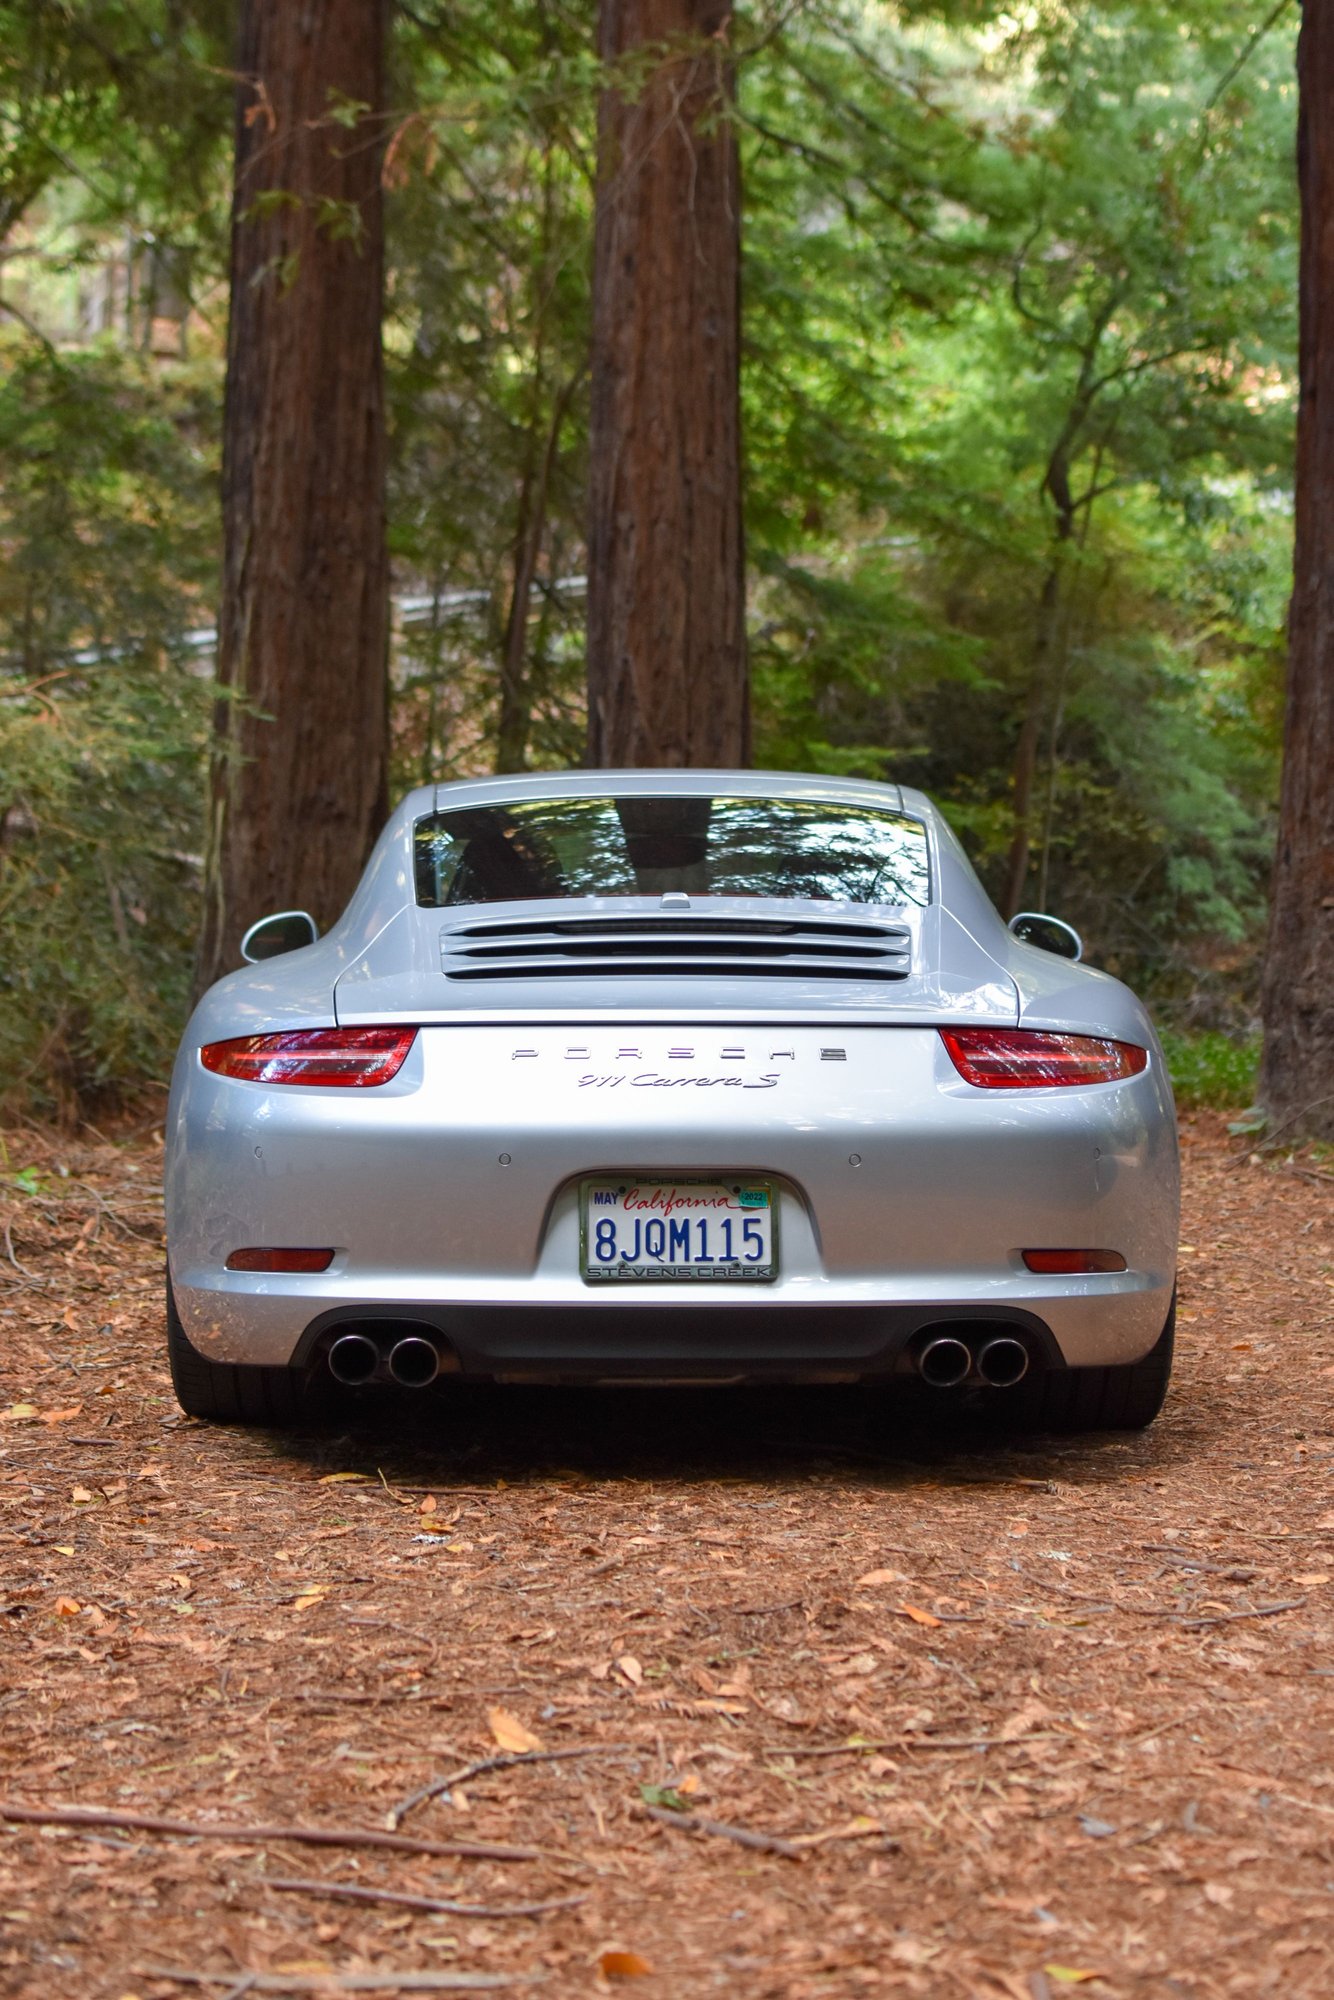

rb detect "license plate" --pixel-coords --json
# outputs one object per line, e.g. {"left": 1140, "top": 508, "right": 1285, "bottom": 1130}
{"left": 580, "top": 1177, "right": 776, "bottom": 1284}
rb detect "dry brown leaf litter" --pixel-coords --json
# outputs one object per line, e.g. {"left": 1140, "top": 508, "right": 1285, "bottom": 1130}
{"left": 0, "top": 1114, "right": 1331, "bottom": 1999}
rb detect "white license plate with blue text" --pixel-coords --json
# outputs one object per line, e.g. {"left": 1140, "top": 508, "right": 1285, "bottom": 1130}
{"left": 580, "top": 1178, "right": 776, "bottom": 1283}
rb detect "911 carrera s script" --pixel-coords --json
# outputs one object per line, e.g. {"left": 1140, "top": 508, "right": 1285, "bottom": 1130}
{"left": 581, "top": 1178, "right": 776, "bottom": 1283}
{"left": 578, "top": 1072, "right": 780, "bottom": 1089}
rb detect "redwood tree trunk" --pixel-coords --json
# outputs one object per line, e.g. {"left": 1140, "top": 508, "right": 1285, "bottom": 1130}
{"left": 586, "top": 0, "right": 747, "bottom": 768}
{"left": 194, "top": 0, "right": 389, "bottom": 995}
{"left": 1260, "top": 5, "right": 1334, "bottom": 1140}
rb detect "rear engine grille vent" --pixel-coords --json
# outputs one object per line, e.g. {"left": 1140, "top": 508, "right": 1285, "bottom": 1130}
{"left": 440, "top": 913, "right": 912, "bottom": 983}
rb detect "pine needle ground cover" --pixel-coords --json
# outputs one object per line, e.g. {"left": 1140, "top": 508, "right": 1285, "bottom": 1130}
{"left": 0, "top": 1118, "right": 1330, "bottom": 1997}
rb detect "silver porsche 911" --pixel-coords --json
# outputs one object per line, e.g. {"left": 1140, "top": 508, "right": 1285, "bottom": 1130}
{"left": 164, "top": 771, "right": 1178, "bottom": 1430}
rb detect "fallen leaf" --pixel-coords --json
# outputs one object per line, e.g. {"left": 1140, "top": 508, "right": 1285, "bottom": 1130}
{"left": 997, "top": 1699, "right": 1050, "bottom": 1742}
{"left": 317, "top": 1471, "right": 368, "bottom": 1484}
{"left": 1, "top": 1404, "right": 38, "bottom": 1422}
{"left": 616, "top": 1653, "right": 644, "bottom": 1687}
{"left": 53, "top": 1545, "right": 74, "bottom": 1557}
{"left": 856, "top": 1568, "right": 906, "bottom": 1588}
{"left": 53, "top": 1596, "right": 80, "bottom": 1617}
{"left": 488, "top": 1706, "right": 543, "bottom": 1753}
{"left": 1203, "top": 1881, "right": 1234, "bottom": 1906}
{"left": 70, "top": 1487, "right": 94, "bottom": 1505}
{"left": 897, "top": 1602, "right": 942, "bottom": 1629}
{"left": 677, "top": 1774, "right": 700, "bottom": 1796}
{"left": 1044, "top": 1969, "right": 1102, "bottom": 1986}
{"left": 1293, "top": 1574, "right": 1329, "bottom": 1588}
{"left": 39, "top": 1407, "right": 82, "bottom": 1425}
{"left": 599, "top": 1950, "right": 653, "bottom": 1978}
{"left": 291, "top": 1585, "right": 329, "bottom": 1612}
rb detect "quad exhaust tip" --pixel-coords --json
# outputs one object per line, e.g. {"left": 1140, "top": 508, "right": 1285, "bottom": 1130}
{"left": 387, "top": 1335, "right": 441, "bottom": 1388}
{"left": 915, "top": 1330, "right": 1032, "bottom": 1389}
{"left": 917, "top": 1335, "right": 973, "bottom": 1389}
{"left": 326, "top": 1329, "right": 444, "bottom": 1387}
{"left": 327, "top": 1331, "right": 379, "bottom": 1387}
{"left": 977, "top": 1335, "right": 1030, "bottom": 1387}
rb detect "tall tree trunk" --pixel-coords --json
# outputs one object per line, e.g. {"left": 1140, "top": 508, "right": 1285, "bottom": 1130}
{"left": 1003, "top": 487, "right": 1073, "bottom": 919}
{"left": 586, "top": 0, "right": 747, "bottom": 769}
{"left": 194, "top": 0, "right": 389, "bottom": 996}
{"left": 495, "top": 370, "right": 581, "bottom": 774}
{"left": 1260, "top": 3, "right": 1334, "bottom": 1141}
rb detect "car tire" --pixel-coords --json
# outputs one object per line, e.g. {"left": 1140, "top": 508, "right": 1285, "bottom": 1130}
{"left": 1009, "top": 1295, "right": 1175, "bottom": 1434}
{"left": 166, "top": 1276, "right": 307, "bottom": 1425}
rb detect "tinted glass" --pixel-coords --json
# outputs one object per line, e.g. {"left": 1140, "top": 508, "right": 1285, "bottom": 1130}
{"left": 414, "top": 796, "right": 930, "bottom": 907}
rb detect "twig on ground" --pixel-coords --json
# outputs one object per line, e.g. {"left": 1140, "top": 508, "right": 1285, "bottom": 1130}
{"left": 2, "top": 1222, "right": 33, "bottom": 1276}
{"left": 1177, "top": 1597, "right": 1306, "bottom": 1629}
{"left": 0, "top": 1800, "right": 540, "bottom": 1862}
{"left": 1143, "top": 1544, "right": 1258, "bottom": 1579}
{"left": 263, "top": 1875, "right": 584, "bottom": 1920}
{"left": 761, "top": 1732, "right": 1064, "bottom": 1758}
{"left": 640, "top": 1803, "right": 804, "bottom": 1860}
{"left": 389, "top": 1742, "right": 637, "bottom": 1830}
{"left": 137, "top": 1972, "right": 530, "bottom": 1993}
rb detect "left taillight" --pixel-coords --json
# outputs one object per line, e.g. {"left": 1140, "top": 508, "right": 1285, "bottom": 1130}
{"left": 200, "top": 1026, "right": 418, "bottom": 1087}
{"left": 940, "top": 1027, "right": 1148, "bottom": 1089}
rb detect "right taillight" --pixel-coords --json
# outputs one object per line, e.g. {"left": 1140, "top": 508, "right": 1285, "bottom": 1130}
{"left": 940, "top": 1028, "right": 1148, "bottom": 1089}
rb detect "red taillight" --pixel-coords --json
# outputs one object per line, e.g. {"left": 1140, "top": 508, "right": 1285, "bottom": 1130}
{"left": 940, "top": 1028, "right": 1148, "bottom": 1089}
{"left": 1022, "top": 1249, "right": 1127, "bottom": 1274}
{"left": 226, "top": 1247, "right": 336, "bottom": 1273}
{"left": 200, "top": 1027, "right": 417, "bottom": 1087}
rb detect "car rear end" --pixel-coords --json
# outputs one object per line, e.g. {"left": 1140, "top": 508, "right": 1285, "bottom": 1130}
{"left": 165, "top": 776, "right": 1177, "bottom": 1407}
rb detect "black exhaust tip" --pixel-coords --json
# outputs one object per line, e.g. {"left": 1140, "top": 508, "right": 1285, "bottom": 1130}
{"left": 387, "top": 1335, "right": 441, "bottom": 1388}
{"left": 327, "top": 1331, "right": 379, "bottom": 1386}
{"left": 917, "top": 1335, "right": 972, "bottom": 1389}
{"left": 977, "top": 1336, "right": 1030, "bottom": 1388}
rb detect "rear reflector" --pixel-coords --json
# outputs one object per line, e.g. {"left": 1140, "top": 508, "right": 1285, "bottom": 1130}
{"left": 940, "top": 1028, "right": 1148, "bottom": 1089}
{"left": 201, "top": 1027, "right": 417, "bottom": 1087}
{"left": 1022, "top": 1249, "right": 1127, "bottom": 1274}
{"left": 225, "top": 1247, "right": 335, "bottom": 1273}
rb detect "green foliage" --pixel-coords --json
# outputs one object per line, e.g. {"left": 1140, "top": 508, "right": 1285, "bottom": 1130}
{"left": 0, "top": 0, "right": 1302, "bottom": 1111}
{"left": 1158, "top": 1028, "right": 1261, "bottom": 1111}
{"left": 0, "top": 343, "right": 218, "bottom": 1114}
{"left": 744, "top": 0, "right": 1296, "bottom": 1000}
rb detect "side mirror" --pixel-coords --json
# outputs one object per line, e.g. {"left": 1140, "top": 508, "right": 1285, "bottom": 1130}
{"left": 240, "top": 910, "right": 319, "bottom": 963}
{"left": 1008, "top": 911, "right": 1083, "bottom": 962}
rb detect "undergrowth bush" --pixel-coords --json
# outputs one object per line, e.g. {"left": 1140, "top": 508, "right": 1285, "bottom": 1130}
{"left": 0, "top": 344, "right": 217, "bottom": 1118}
{"left": 1158, "top": 1028, "right": 1261, "bottom": 1111}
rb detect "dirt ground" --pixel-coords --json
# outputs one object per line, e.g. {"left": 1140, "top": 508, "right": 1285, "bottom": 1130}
{"left": 1, "top": 1114, "right": 1332, "bottom": 2000}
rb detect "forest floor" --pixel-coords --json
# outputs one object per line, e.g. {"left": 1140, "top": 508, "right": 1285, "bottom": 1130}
{"left": 1, "top": 1115, "right": 1332, "bottom": 2000}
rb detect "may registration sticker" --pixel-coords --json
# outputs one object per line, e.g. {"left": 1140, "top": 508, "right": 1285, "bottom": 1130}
{"left": 580, "top": 1178, "right": 776, "bottom": 1284}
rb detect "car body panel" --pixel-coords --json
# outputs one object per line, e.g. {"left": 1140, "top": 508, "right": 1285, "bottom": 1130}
{"left": 165, "top": 771, "right": 1179, "bottom": 1389}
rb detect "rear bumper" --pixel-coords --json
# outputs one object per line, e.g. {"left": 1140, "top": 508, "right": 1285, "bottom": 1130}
{"left": 166, "top": 1022, "right": 1178, "bottom": 1376}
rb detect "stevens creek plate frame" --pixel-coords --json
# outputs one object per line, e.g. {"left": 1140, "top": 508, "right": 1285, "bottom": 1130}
{"left": 579, "top": 1174, "right": 779, "bottom": 1285}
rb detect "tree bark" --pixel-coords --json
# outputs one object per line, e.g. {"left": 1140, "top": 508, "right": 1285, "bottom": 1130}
{"left": 586, "top": 0, "right": 747, "bottom": 769}
{"left": 1260, "top": 3, "right": 1334, "bottom": 1140}
{"left": 194, "top": 0, "right": 389, "bottom": 996}
{"left": 1002, "top": 470, "right": 1074, "bottom": 919}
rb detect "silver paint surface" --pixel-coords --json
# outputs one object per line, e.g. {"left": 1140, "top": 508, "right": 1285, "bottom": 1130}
{"left": 166, "top": 771, "right": 1179, "bottom": 1376}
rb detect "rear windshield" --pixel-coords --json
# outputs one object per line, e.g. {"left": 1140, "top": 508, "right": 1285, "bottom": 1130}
{"left": 413, "top": 795, "right": 930, "bottom": 908}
